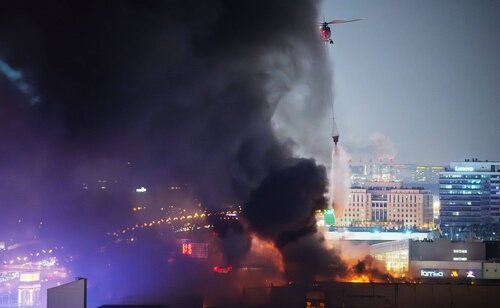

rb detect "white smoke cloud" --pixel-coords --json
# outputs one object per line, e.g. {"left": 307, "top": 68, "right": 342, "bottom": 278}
{"left": 343, "top": 131, "right": 398, "bottom": 163}
{"left": 270, "top": 45, "right": 333, "bottom": 166}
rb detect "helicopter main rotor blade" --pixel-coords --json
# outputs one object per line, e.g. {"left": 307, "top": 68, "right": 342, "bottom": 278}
{"left": 327, "top": 19, "right": 362, "bottom": 25}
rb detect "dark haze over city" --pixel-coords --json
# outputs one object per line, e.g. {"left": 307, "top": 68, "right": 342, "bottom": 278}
{"left": 2, "top": 0, "right": 500, "bottom": 307}
{"left": 0, "top": 0, "right": 343, "bottom": 306}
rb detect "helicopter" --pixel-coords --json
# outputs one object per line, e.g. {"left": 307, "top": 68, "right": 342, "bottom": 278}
{"left": 319, "top": 19, "right": 361, "bottom": 44}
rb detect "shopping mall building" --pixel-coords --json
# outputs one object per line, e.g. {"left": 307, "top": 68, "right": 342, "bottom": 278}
{"left": 370, "top": 238, "right": 500, "bottom": 279}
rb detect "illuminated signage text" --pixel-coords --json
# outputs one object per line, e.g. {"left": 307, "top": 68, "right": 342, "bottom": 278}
{"left": 453, "top": 257, "right": 467, "bottom": 261}
{"left": 455, "top": 167, "right": 474, "bottom": 172}
{"left": 421, "top": 270, "right": 444, "bottom": 277}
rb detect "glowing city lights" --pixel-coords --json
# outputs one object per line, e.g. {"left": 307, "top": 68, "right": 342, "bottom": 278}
{"left": 213, "top": 266, "right": 232, "bottom": 274}
{"left": 136, "top": 187, "right": 147, "bottom": 193}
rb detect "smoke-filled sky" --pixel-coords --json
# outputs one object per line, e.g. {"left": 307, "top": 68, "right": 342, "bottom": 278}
{"left": 322, "top": 0, "right": 500, "bottom": 165}
{"left": 2, "top": 1, "right": 497, "bottom": 169}
{"left": 0, "top": 0, "right": 323, "bottom": 208}
{"left": 0, "top": 0, "right": 336, "bottom": 305}
{"left": 1, "top": 0, "right": 499, "bottom": 305}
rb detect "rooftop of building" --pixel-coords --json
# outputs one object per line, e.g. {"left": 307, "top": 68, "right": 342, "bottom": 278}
{"left": 442, "top": 159, "right": 500, "bottom": 173}
{"left": 351, "top": 183, "right": 428, "bottom": 191}
{"left": 461, "top": 158, "right": 500, "bottom": 163}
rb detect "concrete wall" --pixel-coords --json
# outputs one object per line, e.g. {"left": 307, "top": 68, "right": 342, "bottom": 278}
{"left": 270, "top": 282, "right": 500, "bottom": 308}
{"left": 410, "top": 239, "right": 485, "bottom": 261}
{"left": 483, "top": 262, "right": 500, "bottom": 279}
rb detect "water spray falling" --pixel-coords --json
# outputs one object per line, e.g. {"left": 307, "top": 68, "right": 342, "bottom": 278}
{"left": 330, "top": 146, "right": 351, "bottom": 225}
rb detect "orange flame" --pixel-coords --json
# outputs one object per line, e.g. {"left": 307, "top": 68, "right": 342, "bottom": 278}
{"left": 348, "top": 274, "right": 372, "bottom": 283}
{"left": 337, "top": 256, "right": 391, "bottom": 283}
{"left": 248, "top": 234, "right": 284, "bottom": 272}
{"left": 337, "top": 272, "right": 386, "bottom": 283}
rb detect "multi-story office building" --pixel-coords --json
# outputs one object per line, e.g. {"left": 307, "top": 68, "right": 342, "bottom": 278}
{"left": 415, "top": 166, "right": 445, "bottom": 183}
{"left": 368, "top": 182, "right": 401, "bottom": 222}
{"left": 341, "top": 182, "right": 433, "bottom": 228}
{"left": 342, "top": 188, "right": 371, "bottom": 225}
{"left": 439, "top": 159, "right": 500, "bottom": 239}
{"left": 350, "top": 161, "right": 417, "bottom": 184}
{"left": 350, "top": 161, "right": 444, "bottom": 185}
{"left": 388, "top": 189, "right": 433, "bottom": 228}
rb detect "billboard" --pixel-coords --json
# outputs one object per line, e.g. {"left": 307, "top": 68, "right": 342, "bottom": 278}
{"left": 324, "top": 209, "right": 335, "bottom": 226}
{"left": 181, "top": 242, "right": 208, "bottom": 259}
{"left": 47, "top": 278, "right": 86, "bottom": 308}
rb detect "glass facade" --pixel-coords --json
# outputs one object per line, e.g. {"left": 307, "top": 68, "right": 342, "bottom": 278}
{"left": 439, "top": 161, "right": 500, "bottom": 239}
{"left": 370, "top": 240, "right": 410, "bottom": 277}
{"left": 490, "top": 174, "right": 500, "bottom": 217}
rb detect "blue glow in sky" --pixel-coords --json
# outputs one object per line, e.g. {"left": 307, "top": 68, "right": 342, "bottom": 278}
{"left": 0, "top": 59, "right": 40, "bottom": 104}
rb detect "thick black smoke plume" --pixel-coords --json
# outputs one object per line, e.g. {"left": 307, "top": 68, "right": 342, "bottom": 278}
{"left": 0, "top": 0, "right": 336, "bottom": 305}
{"left": 245, "top": 160, "right": 327, "bottom": 247}
{"left": 244, "top": 160, "right": 346, "bottom": 282}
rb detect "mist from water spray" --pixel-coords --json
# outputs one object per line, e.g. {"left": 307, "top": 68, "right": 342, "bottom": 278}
{"left": 329, "top": 146, "right": 351, "bottom": 225}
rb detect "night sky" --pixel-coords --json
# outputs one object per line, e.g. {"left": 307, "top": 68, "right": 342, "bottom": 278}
{"left": 1, "top": 0, "right": 499, "bottom": 306}
{"left": 0, "top": 0, "right": 322, "bottom": 207}
{"left": 323, "top": 0, "right": 500, "bottom": 165}
{"left": 0, "top": 0, "right": 332, "bottom": 305}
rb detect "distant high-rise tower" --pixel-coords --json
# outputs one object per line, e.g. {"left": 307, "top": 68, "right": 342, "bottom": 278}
{"left": 439, "top": 159, "right": 500, "bottom": 239}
